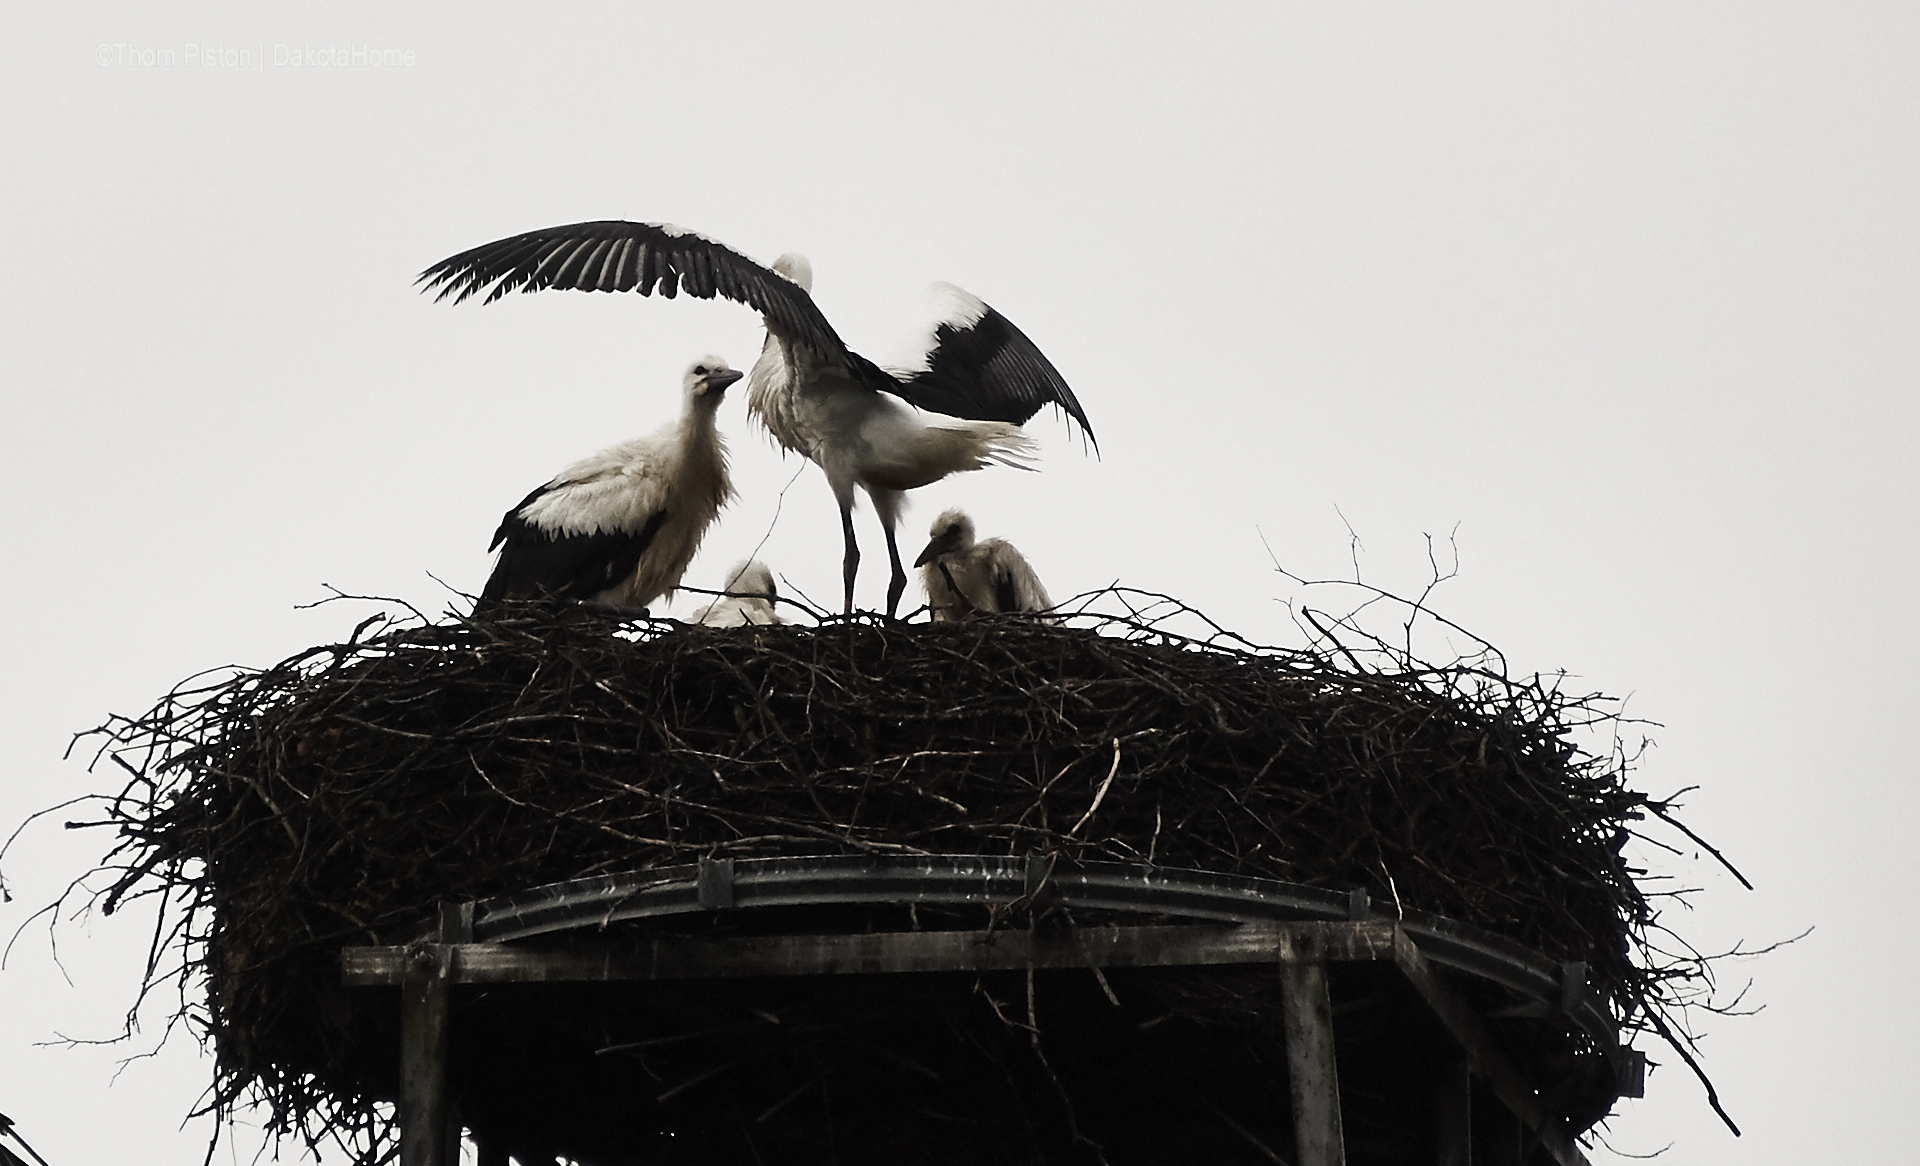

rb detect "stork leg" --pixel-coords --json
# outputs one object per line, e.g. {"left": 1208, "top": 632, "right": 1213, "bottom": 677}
{"left": 839, "top": 497, "right": 860, "bottom": 615}
{"left": 870, "top": 489, "right": 909, "bottom": 619}
{"left": 882, "top": 521, "right": 908, "bottom": 619}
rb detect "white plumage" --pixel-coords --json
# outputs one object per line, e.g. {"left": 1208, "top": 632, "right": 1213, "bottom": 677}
{"left": 690, "top": 560, "right": 783, "bottom": 627}
{"left": 748, "top": 258, "right": 1045, "bottom": 617}
{"left": 914, "top": 508, "right": 1057, "bottom": 622}
{"left": 421, "top": 222, "right": 1095, "bottom": 618}
{"left": 477, "top": 358, "right": 739, "bottom": 612}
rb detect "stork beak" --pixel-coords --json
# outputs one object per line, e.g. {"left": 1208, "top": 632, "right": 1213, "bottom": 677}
{"left": 705, "top": 368, "right": 744, "bottom": 394}
{"left": 912, "top": 538, "right": 941, "bottom": 569}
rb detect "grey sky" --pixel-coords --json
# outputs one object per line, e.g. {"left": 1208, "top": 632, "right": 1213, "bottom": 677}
{"left": 2, "top": 4, "right": 1914, "bottom": 1162}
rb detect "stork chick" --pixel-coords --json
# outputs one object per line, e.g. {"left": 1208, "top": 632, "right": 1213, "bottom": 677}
{"left": 914, "top": 509, "right": 1056, "bottom": 622}
{"left": 478, "top": 357, "right": 739, "bottom": 613}
{"left": 690, "top": 560, "right": 783, "bottom": 627}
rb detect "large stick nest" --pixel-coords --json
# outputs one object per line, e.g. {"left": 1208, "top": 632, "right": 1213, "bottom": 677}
{"left": 72, "top": 592, "right": 1714, "bottom": 1164}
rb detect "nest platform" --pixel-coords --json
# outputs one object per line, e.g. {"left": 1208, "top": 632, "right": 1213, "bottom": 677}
{"left": 85, "top": 597, "right": 1691, "bottom": 1165}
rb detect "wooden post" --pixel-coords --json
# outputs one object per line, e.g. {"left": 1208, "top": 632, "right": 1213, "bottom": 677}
{"left": 1435, "top": 1059, "right": 1471, "bottom": 1166}
{"left": 400, "top": 903, "right": 467, "bottom": 1166}
{"left": 1387, "top": 931, "right": 1587, "bottom": 1166}
{"left": 1278, "top": 956, "right": 1346, "bottom": 1166}
{"left": 1475, "top": 1100, "right": 1524, "bottom": 1166}
{"left": 399, "top": 942, "right": 451, "bottom": 1166}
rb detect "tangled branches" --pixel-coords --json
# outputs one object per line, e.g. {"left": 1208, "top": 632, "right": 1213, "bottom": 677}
{"left": 52, "top": 589, "right": 1725, "bottom": 1162}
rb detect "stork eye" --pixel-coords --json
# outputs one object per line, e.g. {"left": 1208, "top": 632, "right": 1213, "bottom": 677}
{"left": 694, "top": 364, "right": 710, "bottom": 375}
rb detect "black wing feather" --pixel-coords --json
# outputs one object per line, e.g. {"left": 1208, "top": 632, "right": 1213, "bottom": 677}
{"left": 487, "top": 483, "right": 552, "bottom": 553}
{"left": 889, "top": 301, "right": 1096, "bottom": 447}
{"left": 478, "top": 492, "right": 668, "bottom": 610}
{"left": 992, "top": 566, "right": 1020, "bottom": 615}
{"left": 419, "top": 220, "right": 848, "bottom": 358}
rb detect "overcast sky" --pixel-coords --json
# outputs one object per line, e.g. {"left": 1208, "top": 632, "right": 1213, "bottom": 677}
{"left": 3, "top": 4, "right": 1915, "bottom": 1162}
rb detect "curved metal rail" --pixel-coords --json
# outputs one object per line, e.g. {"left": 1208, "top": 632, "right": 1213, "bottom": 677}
{"left": 457, "top": 854, "right": 1620, "bottom": 1060}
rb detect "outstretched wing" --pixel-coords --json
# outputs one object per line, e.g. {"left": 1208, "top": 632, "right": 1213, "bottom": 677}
{"left": 419, "top": 220, "right": 848, "bottom": 358}
{"left": 884, "top": 283, "right": 1095, "bottom": 447}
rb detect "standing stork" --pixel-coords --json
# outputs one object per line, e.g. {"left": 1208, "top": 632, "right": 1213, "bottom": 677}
{"left": 914, "top": 508, "right": 1057, "bottom": 621}
{"left": 478, "top": 357, "right": 739, "bottom": 613}
{"left": 420, "top": 222, "right": 1095, "bottom": 616}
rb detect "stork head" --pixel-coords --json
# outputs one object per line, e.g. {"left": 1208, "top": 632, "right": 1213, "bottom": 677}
{"left": 913, "top": 508, "right": 976, "bottom": 568}
{"left": 724, "top": 559, "right": 777, "bottom": 601}
{"left": 684, "top": 355, "right": 743, "bottom": 406}
{"left": 772, "top": 253, "right": 814, "bottom": 294}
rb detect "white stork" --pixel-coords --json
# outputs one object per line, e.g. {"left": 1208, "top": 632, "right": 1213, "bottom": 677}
{"left": 689, "top": 560, "right": 783, "bottom": 627}
{"left": 420, "top": 222, "right": 1095, "bottom": 617}
{"left": 913, "top": 508, "right": 1057, "bottom": 621}
{"left": 477, "top": 357, "right": 739, "bottom": 613}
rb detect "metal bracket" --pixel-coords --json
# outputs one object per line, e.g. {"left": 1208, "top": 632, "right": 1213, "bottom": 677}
{"left": 1559, "top": 961, "right": 1587, "bottom": 1015}
{"left": 696, "top": 857, "right": 735, "bottom": 910}
{"left": 437, "top": 901, "right": 474, "bottom": 944}
{"left": 1024, "top": 853, "right": 1054, "bottom": 903}
{"left": 1618, "top": 1048, "right": 1647, "bottom": 1099}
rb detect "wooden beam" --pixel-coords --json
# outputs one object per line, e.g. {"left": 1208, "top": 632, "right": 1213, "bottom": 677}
{"left": 1435, "top": 1059, "right": 1471, "bottom": 1166}
{"left": 398, "top": 942, "right": 453, "bottom": 1166}
{"left": 344, "top": 921, "right": 1404, "bottom": 986}
{"left": 1385, "top": 932, "right": 1588, "bottom": 1166}
{"left": 1278, "top": 955, "right": 1346, "bottom": 1166}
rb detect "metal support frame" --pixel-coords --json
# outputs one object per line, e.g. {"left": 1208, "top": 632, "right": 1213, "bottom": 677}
{"left": 356, "top": 858, "right": 1612, "bottom": 1166}
{"left": 348, "top": 920, "right": 1405, "bottom": 984}
{"left": 402, "top": 854, "right": 1620, "bottom": 1058}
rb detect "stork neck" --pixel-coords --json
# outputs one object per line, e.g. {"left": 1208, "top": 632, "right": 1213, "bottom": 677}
{"left": 682, "top": 396, "right": 722, "bottom": 437}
